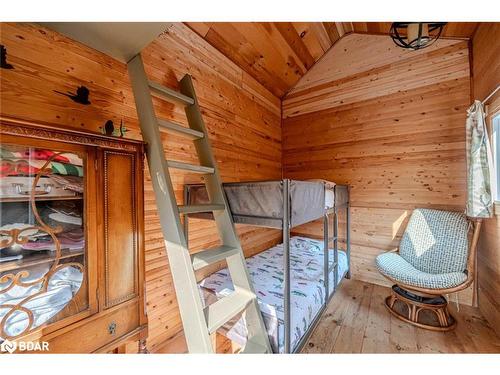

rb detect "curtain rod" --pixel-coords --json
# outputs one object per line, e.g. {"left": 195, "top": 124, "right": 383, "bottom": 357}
{"left": 482, "top": 84, "right": 500, "bottom": 104}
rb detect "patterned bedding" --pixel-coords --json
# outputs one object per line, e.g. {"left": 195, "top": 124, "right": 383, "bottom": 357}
{"left": 199, "top": 236, "right": 349, "bottom": 353}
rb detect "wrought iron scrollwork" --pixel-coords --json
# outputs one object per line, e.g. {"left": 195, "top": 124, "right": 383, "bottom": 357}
{"left": 0, "top": 152, "right": 84, "bottom": 339}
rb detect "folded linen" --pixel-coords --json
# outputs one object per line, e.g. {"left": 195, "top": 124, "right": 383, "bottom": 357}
{"left": 0, "top": 158, "right": 83, "bottom": 177}
{"left": 48, "top": 212, "right": 82, "bottom": 226}
{"left": 21, "top": 236, "right": 84, "bottom": 251}
{"left": 49, "top": 174, "right": 83, "bottom": 193}
{"left": 0, "top": 148, "right": 71, "bottom": 163}
{"left": 0, "top": 223, "right": 41, "bottom": 239}
{"left": 0, "top": 159, "right": 40, "bottom": 177}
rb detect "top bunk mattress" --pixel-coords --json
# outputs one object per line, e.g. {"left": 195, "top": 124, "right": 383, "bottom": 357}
{"left": 185, "top": 180, "right": 348, "bottom": 229}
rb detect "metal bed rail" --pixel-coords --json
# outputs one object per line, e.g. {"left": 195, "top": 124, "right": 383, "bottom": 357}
{"left": 283, "top": 179, "right": 291, "bottom": 353}
{"left": 293, "top": 184, "right": 350, "bottom": 353}
{"left": 280, "top": 181, "right": 351, "bottom": 353}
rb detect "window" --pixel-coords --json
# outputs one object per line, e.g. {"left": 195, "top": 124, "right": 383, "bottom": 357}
{"left": 493, "top": 113, "right": 500, "bottom": 202}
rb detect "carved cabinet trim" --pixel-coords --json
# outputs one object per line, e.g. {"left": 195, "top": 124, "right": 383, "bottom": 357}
{"left": 0, "top": 117, "right": 147, "bottom": 353}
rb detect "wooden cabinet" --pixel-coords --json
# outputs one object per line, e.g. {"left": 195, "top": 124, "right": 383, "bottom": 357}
{"left": 0, "top": 117, "right": 147, "bottom": 353}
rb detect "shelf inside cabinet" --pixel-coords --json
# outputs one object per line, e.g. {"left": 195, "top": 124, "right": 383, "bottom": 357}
{"left": 0, "top": 248, "right": 84, "bottom": 273}
{"left": 0, "top": 195, "right": 83, "bottom": 203}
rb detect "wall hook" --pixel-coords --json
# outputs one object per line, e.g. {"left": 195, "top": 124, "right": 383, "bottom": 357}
{"left": 118, "top": 119, "right": 127, "bottom": 137}
{"left": 54, "top": 85, "right": 91, "bottom": 105}
{"left": 100, "top": 119, "right": 128, "bottom": 137}
{"left": 1, "top": 45, "right": 14, "bottom": 69}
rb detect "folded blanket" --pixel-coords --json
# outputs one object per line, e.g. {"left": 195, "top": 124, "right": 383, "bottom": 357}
{"left": 0, "top": 223, "right": 46, "bottom": 249}
{"left": 48, "top": 212, "right": 82, "bottom": 226}
{"left": 0, "top": 159, "right": 40, "bottom": 177}
{"left": 21, "top": 235, "right": 84, "bottom": 251}
{"left": 50, "top": 174, "right": 83, "bottom": 193}
{"left": 33, "top": 203, "right": 83, "bottom": 233}
{"left": 58, "top": 229, "right": 84, "bottom": 242}
{"left": 0, "top": 223, "right": 40, "bottom": 238}
{"left": 49, "top": 162, "right": 83, "bottom": 177}
{"left": 0, "top": 159, "right": 84, "bottom": 177}
{"left": 0, "top": 148, "right": 70, "bottom": 163}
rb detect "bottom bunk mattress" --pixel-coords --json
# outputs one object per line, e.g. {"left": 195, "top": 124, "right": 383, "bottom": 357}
{"left": 199, "top": 236, "right": 349, "bottom": 353}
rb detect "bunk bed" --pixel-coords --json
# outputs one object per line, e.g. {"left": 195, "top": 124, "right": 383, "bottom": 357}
{"left": 183, "top": 179, "right": 351, "bottom": 353}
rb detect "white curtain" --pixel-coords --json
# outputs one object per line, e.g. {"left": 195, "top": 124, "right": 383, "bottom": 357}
{"left": 465, "top": 100, "right": 495, "bottom": 218}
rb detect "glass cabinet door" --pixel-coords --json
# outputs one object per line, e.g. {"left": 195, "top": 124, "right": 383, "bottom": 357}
{"left": 0, "top": 143, "right": 88, "bottom": 340}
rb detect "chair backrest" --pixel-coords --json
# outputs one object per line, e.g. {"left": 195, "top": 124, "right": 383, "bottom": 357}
{"left": 399, "top": 208, "right": 469, "bottom": 274}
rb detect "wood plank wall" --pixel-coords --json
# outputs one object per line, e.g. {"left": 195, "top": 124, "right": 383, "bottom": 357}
{"left": 282, "top": 34, "right": 474, "bottom": 303}
{"left": 472, "top": 23, "right": 500, "bottom": 337}
{"left": 0, "top": 22, "right": 282, "bottom": 352}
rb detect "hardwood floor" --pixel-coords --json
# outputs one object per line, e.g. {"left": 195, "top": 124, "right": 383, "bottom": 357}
{"left": 155, "top": 278, "right": 499, "bottom": 354}
{"left": 302, "top": 279, "right": 500, "bottom": 353}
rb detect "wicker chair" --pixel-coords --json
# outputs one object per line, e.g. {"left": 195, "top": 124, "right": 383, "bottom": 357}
{"left": 375, "top": 208, "right": 482, "bottom": 331}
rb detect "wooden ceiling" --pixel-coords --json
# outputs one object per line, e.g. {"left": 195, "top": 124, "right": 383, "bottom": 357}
{"left": 185, "top": 22, "right": 479, "bottom": 98}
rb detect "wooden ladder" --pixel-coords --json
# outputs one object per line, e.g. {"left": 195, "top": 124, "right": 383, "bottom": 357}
{"left": 127, "top": 54, "right": 271, "bottom": 354}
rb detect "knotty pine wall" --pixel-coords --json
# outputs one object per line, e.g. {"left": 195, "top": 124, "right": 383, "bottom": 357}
{"left": 0, "top": 23, "right": 282, "bottom": 352}
{"left": 472, "top": 22, "right": 500, "bottom": 336}
{"left": 282, "top": 33, "right": 474, "bottom": 304}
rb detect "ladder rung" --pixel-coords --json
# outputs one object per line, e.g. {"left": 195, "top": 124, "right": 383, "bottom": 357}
{"left": 204, "top": 291, "right": 254, "bottom": 334}
{"left": 149, "top": 81, "right": 195, "bottom": 106}
{"left": 158, "top": 119, "right": 204, "bottom": 139}
{"left": 178, "top": 204, "right": 225, "bottom": 214}
{"left": 240, "top": 339, "right": 269, "bottom": 354}
{"left": 167, "top": 160, "right": 214, "bottom": 174}
{"left": 191, "top": 246, "right": 240, "bottom": 271}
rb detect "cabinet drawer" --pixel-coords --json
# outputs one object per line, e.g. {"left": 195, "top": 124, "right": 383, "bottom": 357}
{"left": 46, "top": 302, "right": 139, "bottom": 353}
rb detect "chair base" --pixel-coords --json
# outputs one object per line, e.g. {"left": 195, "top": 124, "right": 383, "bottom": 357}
{"left": 385, "top": 285, "right": 456, "bottom": 332}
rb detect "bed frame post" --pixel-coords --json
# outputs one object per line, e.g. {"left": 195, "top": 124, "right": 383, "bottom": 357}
{"left": 323, "top": 213, "right": 329, "bottom": 299}
{"left": 333, "top": 205, "right": 339, "bottom": 290}
{"left": 283, "top": 179, "right": 291, "bottom": 354}
{"left": 346, "top": 187, "right": 351, "bottom": 279}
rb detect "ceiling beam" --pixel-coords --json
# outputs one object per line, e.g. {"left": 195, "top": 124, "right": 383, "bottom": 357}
{"left": 39, "top": 22, "right": 172, "bottom": 63}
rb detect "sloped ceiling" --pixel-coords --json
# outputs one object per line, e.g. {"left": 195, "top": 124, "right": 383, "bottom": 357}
{"left": 186, "top": 22, "right": 479, "bottom": 98}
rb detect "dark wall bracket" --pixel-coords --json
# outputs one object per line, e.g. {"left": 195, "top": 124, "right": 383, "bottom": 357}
{"left": 1, "top": 45, "right": 14, "bottom": 69}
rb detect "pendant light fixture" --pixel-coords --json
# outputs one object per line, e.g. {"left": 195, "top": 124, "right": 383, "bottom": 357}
{"left": 390, "top": 22, "right": 447, "bottom": 50}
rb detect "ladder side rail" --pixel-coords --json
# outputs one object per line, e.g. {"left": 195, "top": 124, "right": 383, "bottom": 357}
{"left": 183, "top": 184, "right": 190, "bottom": 245}
{"left": 178, "top": 75, "right": 240, "bottom": 247}
{"left": 179, "top": 74, "right": 271, "bottom": 353}
{"left": 179, "top": 75, "right": 257, "bottom": 293}
{"left": 127, "top": 54, "right": 214, "bottom": 353}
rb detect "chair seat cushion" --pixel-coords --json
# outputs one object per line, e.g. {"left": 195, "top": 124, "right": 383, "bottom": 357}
{"left": 376, "top": 252, "right": 467, "bottom": 290}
